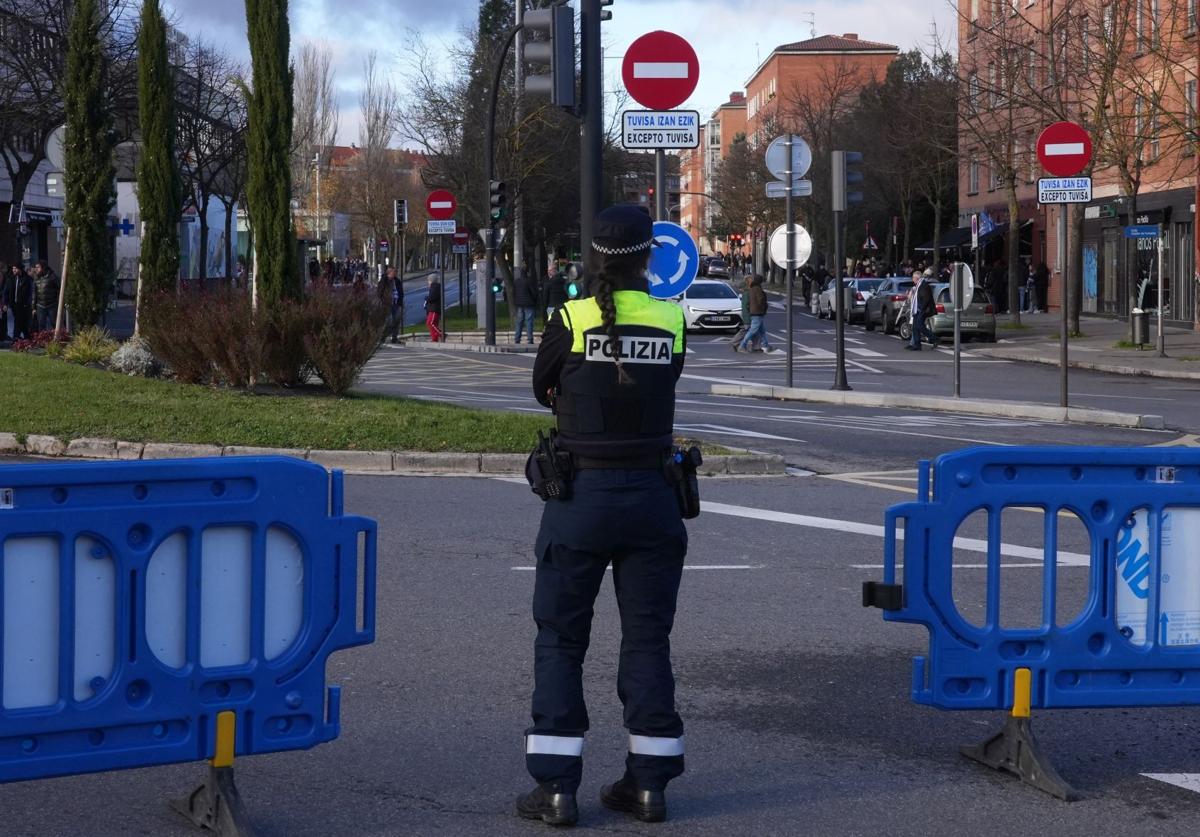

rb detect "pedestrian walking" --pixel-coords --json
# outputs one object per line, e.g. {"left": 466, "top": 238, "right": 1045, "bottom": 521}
{"left": 8, "top": 263, "right": 33, "bottom": 340}
{"left": 514, "top": 269, "right": 539, "bottom": 344}
{"left": 1023, "top": 263, "right": 1036, "bottom": 313}
{"left": 0, "top": 260, "right": 10, "bottom": 342}
{"left": 31, "top": 260, "right": 59, "bottom": 332}
{"left": 737, "top": 274, "right": 772, "bottom": 353}
{"left": 518, "top": 205, "right": 692, "bottom": 828}
{"left": 1034, "top": 261, "right": 1049, "bottom": 313}
{"left": 424, "top": 275, "right": 443, "bottom": 342}
{"left": 905, "top": 270, "right": 937, "bottom": 351}
{"left": 729, "top": 274, "right": 759, "bottom": 351}
{"left": 378, "top": 266, "right": 405, "bottom": 343}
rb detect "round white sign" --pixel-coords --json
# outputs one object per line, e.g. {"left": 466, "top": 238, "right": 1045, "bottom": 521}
{"left": 768, "top": 224, "right": 813, "bottom": 269}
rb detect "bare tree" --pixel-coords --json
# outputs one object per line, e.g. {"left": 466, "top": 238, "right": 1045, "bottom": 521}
{"left": 291, "top": 40, "right": 337, "bottom": 240}
{"left": 0, "top": 0, "right": 136, "bottom": 262}
{"left": 177, "top": 39, "right": 246, "bottom": 279}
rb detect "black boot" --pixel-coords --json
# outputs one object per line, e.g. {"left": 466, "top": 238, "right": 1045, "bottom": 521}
{"left": 516, "top": 785, "right": 578, "bottom": 827}
{"left": 600, "top": 778, "right": 667, "bottom": 823}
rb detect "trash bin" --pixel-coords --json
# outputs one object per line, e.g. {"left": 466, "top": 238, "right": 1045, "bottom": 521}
{"left": 1131, "top": 308, "right": 1150, "bottom": 346}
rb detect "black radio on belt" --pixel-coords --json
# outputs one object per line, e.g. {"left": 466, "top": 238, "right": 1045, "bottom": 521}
{"left": 526, "top": 430, "right": 575, "bottom": 502}
{"left": 664, "top": 447, "right": 702, "bottom": 520}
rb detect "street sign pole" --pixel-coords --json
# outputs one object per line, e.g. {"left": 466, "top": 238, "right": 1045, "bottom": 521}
{"left": 831, "top": 151, "right": 850, "bottom": 392}
{"left": 580, "top": 0, "right": 603, "bottom": 257}
{"left": 440, "top": 235, "right": 447, "bottom": 342}
{"left": 654, "top": 149, "right": 666, "bottom": 221}
{"left": 1059, "top": 208, "right": 1068, "bottom": 408}
{"left": 1158, "top": 227, "right": 1166, "bottom": 358}
{"left": 785, "top": 134, "right": 795, "bottom": 388}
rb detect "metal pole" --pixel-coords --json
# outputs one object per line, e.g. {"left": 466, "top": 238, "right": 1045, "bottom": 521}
{"left": 833, "top": 208, "right": 850, "bottom": 390}
{"left": 784, "top": 135, "right": 794, "bottom": 388}
{"left": 655, "top": 149, "right": 666, "bottom": 221}
{"left": 440, "top": 235, "right": 446, "bottom": 342}
{"left": 954, "top": 266, "right": 962, "bottom": 398}
{"left": 1157, "top": 228, "right": 1166, "bottom": 357}
{"left": 580, "top": 0, "right": 603, "bottom": 255}
{"left": 513, "top": 0, "right": 525, "bottom": 296}
{"left": 1059, "top": 207, "right": 1068, "bottom": 408}
{"left": 314, "top": 154, "right": 322, "bottom": 263}
{"left": 485, "top": 25, "right": 523, "bottom": 346}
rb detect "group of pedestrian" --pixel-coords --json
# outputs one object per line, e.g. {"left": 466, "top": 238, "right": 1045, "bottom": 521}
{"left": 732, "top": 274, "right": 773, "bottom": 353}
{"left": 0, "top": 260, "right": 59, "bottom": 343}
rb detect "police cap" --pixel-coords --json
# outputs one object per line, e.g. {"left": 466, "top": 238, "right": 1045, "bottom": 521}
{"left": 592, "top": 204, "right": 657, "bottom": 256}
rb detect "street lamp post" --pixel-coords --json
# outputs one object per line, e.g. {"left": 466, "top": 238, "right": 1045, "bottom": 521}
{"left": 313, "top": 152, "right": 322, "bottom": 264}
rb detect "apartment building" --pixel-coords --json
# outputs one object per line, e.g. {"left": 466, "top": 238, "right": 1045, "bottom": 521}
{"left": 957, "top": 0, "right": 1199, "bottom": 326}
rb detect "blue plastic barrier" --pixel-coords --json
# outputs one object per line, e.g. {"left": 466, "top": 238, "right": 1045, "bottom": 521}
{"left": 0, "top": 456, "right": 376, "bottom": 833}
{"left": 864, "top": 446, "right": 1200, "bottom": 799}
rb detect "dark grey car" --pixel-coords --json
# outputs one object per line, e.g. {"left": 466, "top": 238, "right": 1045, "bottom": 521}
{"left": 865, "top": 277, "right": 914, "bottom": 335}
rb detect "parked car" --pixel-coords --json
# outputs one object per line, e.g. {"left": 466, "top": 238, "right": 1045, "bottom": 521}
{"left": 705, "top": 258, "right": 730, "bottom": 279}
{"left": 816, "top": 277, "right": 883, "bottom": 323}
{"left": 676, "top": 279, "right": 742, "bottom": 332}
{"left": 896, "top": 284, "right": 996, "bottom": 343}
{"left": 865, "top": 277, "right": 915, "bottom": 334}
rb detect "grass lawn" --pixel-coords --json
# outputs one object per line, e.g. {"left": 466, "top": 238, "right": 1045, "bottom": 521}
{"left": 0, "top": 351, "right": 547, "bottom": 452}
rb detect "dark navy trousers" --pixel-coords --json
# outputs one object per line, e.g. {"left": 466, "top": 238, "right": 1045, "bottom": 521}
{"left": 526, "top": 468, "right": 687, "bottom": 794}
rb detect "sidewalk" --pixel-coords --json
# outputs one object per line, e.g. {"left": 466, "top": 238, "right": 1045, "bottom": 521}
{"left": 972, "top": 311, "right": 1200, "bottom": 380}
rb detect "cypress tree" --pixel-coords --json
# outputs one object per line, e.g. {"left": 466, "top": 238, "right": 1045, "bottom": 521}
{"left": 136, "top": 0, "right": 181, "bottom": 294}
{"left": 63, "top": 0, "right": 117, "bottom": 327}
{"left": 245, "top": 0, "right": 297, "bottom": 306}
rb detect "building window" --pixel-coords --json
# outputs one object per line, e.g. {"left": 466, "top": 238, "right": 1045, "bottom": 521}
{"left": 1151, "top": 0, "right": 1160, "bottom": 47}
{"left": 971, "top": 0, "right": 980, "bottom": 21}
{"left": 1190, "top": 0, "right": 1198, "bottom": 34}
{"left": 1027, "top": 134, "right": 1036, "bottom": 183}
{"left": 990, "top": 164, "right": 1002, "bottom": 191}
{"left": 968, "top": 71, "right": 980, "bottom": 111}
{"left": 1136, "top": 1, "right": 1145, "bottom": 51}
{"left": 968, "top": 157, "right": 980, "bottom": 194}
{"left": 1027, "top": 44, "right": 1038, "bottom": 89}
{"left": 1188, "top": 80, "right": 1198, "bottom": 157}
{"left": 988, "top": 63, "right": 999, "bottom": 106}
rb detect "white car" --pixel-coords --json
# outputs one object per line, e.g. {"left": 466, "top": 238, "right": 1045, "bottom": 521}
{"left": 677, "top": 280, "right": 742, "bottom": 332}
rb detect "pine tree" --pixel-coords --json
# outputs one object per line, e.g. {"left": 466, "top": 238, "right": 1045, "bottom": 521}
{"left": 136, "top": 0, "right": 181, "bottom": 295}
{"left": 63, "top": 0, "right": 117, "bottom": 327}
{"left": 245, "top": 0, "right": 297, "bottom": 306}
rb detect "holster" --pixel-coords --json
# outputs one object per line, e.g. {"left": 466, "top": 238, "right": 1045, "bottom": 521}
{"left": 664, "top": 447, "right": 703, "bottom": 520}
{"left": 525, "top": 430, "right": 575, "bottom": 502}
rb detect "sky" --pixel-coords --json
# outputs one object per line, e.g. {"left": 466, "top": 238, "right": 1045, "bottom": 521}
{"left": 163, "top": 0, "right": 957, "bottom": 145}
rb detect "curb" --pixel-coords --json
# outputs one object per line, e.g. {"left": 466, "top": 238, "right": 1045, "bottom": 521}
{"left": 970, "top": 346, "right": 1200, "bottom": 381}
{"left": 0, "top": 434, "right": 787, "bottom": 478}
{"left": 399, "top": 340, "right": 538, "bottom": 355}
{"left": 709, "top": 384, "right": 1166, "bottom": 431}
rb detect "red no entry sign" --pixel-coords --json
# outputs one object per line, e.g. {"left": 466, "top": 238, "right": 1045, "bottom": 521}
{"left": 426, "top": 190, "right": 457, "bottom": 221}
{"left": 622, "top": 31, "right": 699, "bottom": 111}
{"left": 452, "top": 231, "right": 469, "bottom": 246}
{"left": 1037, "top": 122, "right": 1093, "bottom": 177}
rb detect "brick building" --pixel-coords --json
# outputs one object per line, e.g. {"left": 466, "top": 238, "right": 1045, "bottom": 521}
{"left": 956, "top": 0, "right": 1199, "bottom": 327}
{"left": 681, "top": 34, "right": 897, "bottom": 256}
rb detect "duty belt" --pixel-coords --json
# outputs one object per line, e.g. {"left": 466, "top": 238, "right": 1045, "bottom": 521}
{"left": 571, "top": 453, "right": 666, "bottom": 471}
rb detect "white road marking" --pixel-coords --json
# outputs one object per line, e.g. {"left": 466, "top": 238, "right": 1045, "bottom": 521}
{"left": 848, "top": 347, "right": 886, "bottom": 358}
{"left": 699, "top": 501, "right": 1089, "bottom": 565}
{"left": 674, "top": 423, "right": 804, "bottom": 442}
{"left": 511, "top": 565, "right": 764, "bottom": 572}
{"left": 853, "top": 563, "right": 1047, "bottom": 569}
{"left": 1142, "top": 774, "right": 1200, "bottom": 794}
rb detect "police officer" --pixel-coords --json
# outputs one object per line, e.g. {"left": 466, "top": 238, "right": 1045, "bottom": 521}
{"left": 517, "top": 205, "right": 688, "bottom": 827}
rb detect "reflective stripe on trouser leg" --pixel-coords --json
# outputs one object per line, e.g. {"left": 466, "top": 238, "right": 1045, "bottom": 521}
{"left": 526, "top": 734, "right": 585, "bottom": 757}
{"left": 629, "top": 734, "right": 684, "bottom": 757}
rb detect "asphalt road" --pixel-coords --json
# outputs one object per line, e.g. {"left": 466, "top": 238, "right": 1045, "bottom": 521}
{"left": 3, "top": 472, "right": 1200, "bottom": 836}
{"left": 359, "top": 295, "right": 1183, "bottom": 472}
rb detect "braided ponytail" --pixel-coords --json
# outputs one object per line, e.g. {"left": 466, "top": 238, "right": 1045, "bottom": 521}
{"left": 592, "top": 268, "right": 632, "bottom": 385}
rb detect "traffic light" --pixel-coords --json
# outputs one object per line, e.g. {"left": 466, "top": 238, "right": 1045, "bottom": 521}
{"left": 393, "top": 198, "right": 408, "bottom": 227}
{"left": 831, "top": 150, "right": 864, "bottom": 211}
{"left": 489, "top": 180, "right": 507, "bottom": 222}
{"left": 491, "top": 275, "right": 503, "bottom": 295}
{"left": 566, "top": 264, "right": 581, "bottom": 299}
{"left": 600, "top": 0, "right": 613, "bottom": 21}
{"left": 523, "top": 5, "right": 576, "bottom": 108}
